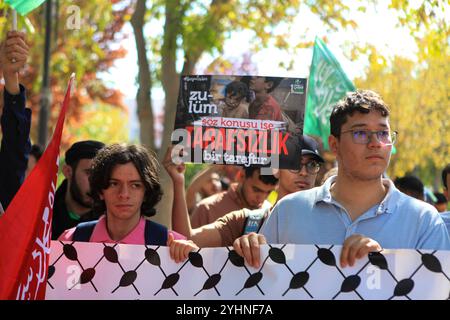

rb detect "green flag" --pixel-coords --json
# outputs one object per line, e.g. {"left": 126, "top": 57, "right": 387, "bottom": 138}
{"left": 5, "top": 0, "right": 46, "bottom": 16}
{"left": 304, "top": 37, "right": 355, "bottom": 150}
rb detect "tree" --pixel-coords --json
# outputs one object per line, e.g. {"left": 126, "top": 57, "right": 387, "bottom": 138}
{"left": 0, "top": 0, "right": 133, "bottom": 151}
{"left": 65, "top": 102, "right": 129, "bottom": 147}
{"left": 130, "top": 0, "right": 154, "bottom": 151}
{"left": 354, "top": 28, "right": 449, "bottom": 187}
{"left": 351, "top": 0, "right": 449, "bottom": 188}
{"left": 134, "top": 0, "right": 361, "bottom": 153}
{"left": 202, "top": 52, "right": 258, "bottom": 75}
{"left": 55, "top": 101, "right": 129, "bottom": 188}
{"left": 130, "top": 0, "right": 365, "bottom": 226}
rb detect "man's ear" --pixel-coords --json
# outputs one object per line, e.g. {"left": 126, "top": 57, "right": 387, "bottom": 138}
{"left": 62, "top": 164, "right": 73, "bottom": 180}
{"left": 265, "top": 81, "right": 273, "bottom": 92}
{"left": 444, "top": 188, "right": 448, "bottom": 201}
{"left": 328, "top": 135, "right": 339, "bottom": 156}
{"left": 269, "top": 167, "right": 280, "bottom": 179}
{"left": 236, "top": 168, "right": 245, "bottom": 183}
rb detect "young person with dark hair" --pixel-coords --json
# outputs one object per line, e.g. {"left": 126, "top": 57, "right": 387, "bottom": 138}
{"left": 394, "top": 175, "right": 425, "bottom": 201}
{"left": 189, "top": 165, "right": 278, "bottom": 228}
{"left": 217, "top": 80, "right": 249, "bottom": 119}
{"left": 52, "top": 140, "right": 105, "bottom": 239}
{"left": 234, "top": 90, "right": 450, "bottom": 268}
{"left": 59, "top": 144, "right": 197, "bottom": 262}
{"left": 248, "top": 76, "right": 283, "bottom": 121}
{"left": 433, "top": 192, "right": 447, "bottom": 213}
{"left": 25, "top": 144, "right": 43, "bottom": 178}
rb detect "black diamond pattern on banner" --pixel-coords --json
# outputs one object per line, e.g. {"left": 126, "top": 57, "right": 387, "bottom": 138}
{"left": 47, "top": 242, "right": 450, "bottom": 299}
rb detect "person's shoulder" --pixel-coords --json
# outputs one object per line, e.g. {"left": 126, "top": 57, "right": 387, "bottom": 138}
{"left": 441, "top": 211, "right": 450, "bottom": 217}
{"left": 394, "top": 189, "right": 437, "bottom": 213}
{"left": 221, "top": 208, "right": 247, "bottom": 222}
{"left": 54, "top": 179, "right": 68, "bottom": 202}
{"left": 440, "top": 212, "right": 450, "bottom": 233}
{"left": 440, "top": 211, "right": 450, "bottom": 222}
{"left": 268, "top": 95, "right": 282, "bottom": 107}
{"left": 392, "top": 189, "right": 444, "bottom": 224}
{"left": 196, "top": 190, "right": 227, "bottom": 207}
{"left": 272, "top": 187, "right": 321, "bottom": 218}
{"left": 279, "top": 186, "right": 321, "bottom": 206}
{"left": 244, "top": 205, "right": 270, "bottom": 218}
{"left": 58, "top": 227, "right": 75, "bottom": 241}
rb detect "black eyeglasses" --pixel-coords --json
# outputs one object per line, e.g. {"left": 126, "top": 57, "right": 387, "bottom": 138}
{"left": 340, "top": 129, "right": 398, "bottom": 145}
{"left": 288, "top": 161, "right": 321, "bottom": 174}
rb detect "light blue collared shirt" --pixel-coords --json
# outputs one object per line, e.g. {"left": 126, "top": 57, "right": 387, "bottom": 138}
{"left": 440, "top": 211, "right": 450, "bottom": 235}
{"left": 260, "top": 176, "right": 450, "bottom": 250}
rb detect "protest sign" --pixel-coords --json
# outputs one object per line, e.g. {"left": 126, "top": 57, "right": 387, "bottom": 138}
{"left": 172, "top": 75, "right": 307, "bottom": 169}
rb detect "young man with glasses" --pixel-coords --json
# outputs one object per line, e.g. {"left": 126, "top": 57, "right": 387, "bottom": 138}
{"left": 163, "top": 135, "right": 324, "bottom": 247}
{"left": 234, "top": 90, "right": 450, "bottom": 268}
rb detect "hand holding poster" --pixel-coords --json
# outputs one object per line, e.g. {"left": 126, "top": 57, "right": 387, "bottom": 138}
{"left": 172, "top": 75, "right": 307, "bottom": 169}
{"left": 46, "top": 241, "right": 450, "bottom": 300}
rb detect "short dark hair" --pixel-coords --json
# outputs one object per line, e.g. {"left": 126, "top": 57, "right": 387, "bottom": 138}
{"left": 330, "top": 90, "right": 390, "bottom": 137}
{"left": 264, "top": 77, "right": 282, "bottom": 93}
{"left": 434, "top": 192, "right": 447, "bottom": 204}
{"left": 244, "top": 166, "right": 278, "bottom": 185}
{"left": 394, "top": 175, "right": 424, "bottom": 200}
{"left": 442, "top": 164, "right": 450, "bottom": 189}
{"left": 225, "top": 81, "right": 248, "bottom": 98}
{"left": 65, "top": 140, "right": 105, "bottom": 170}
{"left": 89, "top": 144, "right": 163, "bottom": 217}
{"left": 30, "top": 144, "right": 43, "bottom": 160}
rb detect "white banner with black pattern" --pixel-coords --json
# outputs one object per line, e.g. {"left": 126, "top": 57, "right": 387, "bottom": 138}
{"left": 46, "top": 241, "right": 450, "bottom": 300}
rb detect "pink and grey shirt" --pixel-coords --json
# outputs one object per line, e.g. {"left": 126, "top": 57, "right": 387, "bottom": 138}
{"left": 58, "top": 215, "right": 186, "bottom": 244}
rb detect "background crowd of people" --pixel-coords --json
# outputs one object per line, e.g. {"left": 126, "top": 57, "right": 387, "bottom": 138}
{"left": 1, "top": 30, "right": 449, "bottom": 268}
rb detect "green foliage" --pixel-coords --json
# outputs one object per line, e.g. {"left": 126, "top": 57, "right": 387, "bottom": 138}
{"left": 144, "top": 0, "right": 370, "bottom": 158}
{"left": 149, "top": 0, "right": 363, "bottom": 78}
{"left": 389, "top": 0, "right": 448, "bottom": 35}
{"left": 1, "top": 0, "right": 132, "bottom": 148}
{"left": 54, "top": 101, "right": 129, "bottom": 187}
{"left": 65, "top": 102, "right": 129, "bottom": 147}
{"left": 354, "top": 27, "right": 449, "bottom": 187}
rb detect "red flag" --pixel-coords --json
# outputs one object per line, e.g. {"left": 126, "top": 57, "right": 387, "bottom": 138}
{"left": 0, "top": 74, "right": 74, "bottom": 300}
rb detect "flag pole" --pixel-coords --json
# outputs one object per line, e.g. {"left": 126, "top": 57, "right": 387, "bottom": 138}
{"left": 38, "top": 0, "right": 53, "bottom": 147}
{"left": 11, "top": 10, "right": 17, "bottom": 63}
{"left": 12, "top": 10, "right": 17, "bottom": 30}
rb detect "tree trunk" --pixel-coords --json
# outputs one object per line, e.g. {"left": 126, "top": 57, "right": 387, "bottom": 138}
{"left": 131, "top": 0, "right": 155, "bottom": 151}
{"left": 154, "top": 0, "right": 227, "bottom": 228}
{"left": 153, "top": 0, "right": 184, "bottom": 228}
